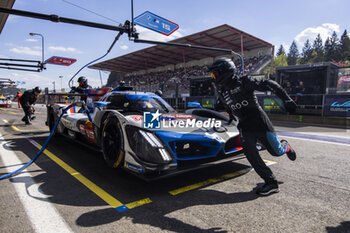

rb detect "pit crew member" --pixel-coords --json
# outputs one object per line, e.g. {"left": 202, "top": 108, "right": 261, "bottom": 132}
{"left": 70, "top": 76, "right": 92, "bottom": 102}
{"left": 19, "top": 86, "right": 41, "bottom": 125}
{"left": 208, "top": 57, "right": 297, "bottom": 196}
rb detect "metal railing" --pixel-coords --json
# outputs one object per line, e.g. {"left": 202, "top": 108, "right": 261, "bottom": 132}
{"left": 164, "top": 94, "right": 334, "bottom": 116}
{"left": 163, "top": 97, "right": 186, "bottom": 110}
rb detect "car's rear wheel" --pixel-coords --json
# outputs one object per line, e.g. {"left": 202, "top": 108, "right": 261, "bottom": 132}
{"left": 101, "top": 114, "right": 124, "bottom": 169}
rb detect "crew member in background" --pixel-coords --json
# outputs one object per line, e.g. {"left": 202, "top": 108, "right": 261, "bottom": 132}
{"left": 294, "top": 80, "right": 306, "bottom": 104}
{"left": 14, "top": 91, "right": 22, "bottom": 108}
{"left": 119, "top": 80, "right": 125, "bottom": 87}
{"left": 284, "top": 81, "right": 294, "bottom": 94}
{"left": 19, "top": 86, "right": 41, "bottom": 125}
{"left": 208, "top": 57, "right": 297, "bottom": 196}
{"left": 113, "top": 80, "right": 126, "bottom": 91}
{"left": 70, "top": 76, "right": 92, "bottom": 103}
{"left": 155, "top": 90, "right": 163, "bottom": 97}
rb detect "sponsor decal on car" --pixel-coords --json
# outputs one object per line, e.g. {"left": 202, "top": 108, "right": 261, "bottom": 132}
{"left": 172, "top": 114, "right": 196, "bottom": 120}
{"left": 129, "top": 115, "right": 143, "bottom": 122}
{"left": 125, "top": 162, "right": 144, "bottom": 173}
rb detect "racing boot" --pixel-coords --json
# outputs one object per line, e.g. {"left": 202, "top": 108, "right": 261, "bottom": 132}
{"left": 256, "top": 180, "right": 279, "bottom": 196}
{"left": 281, "top": 139, "right": 296, "bottom": 161}
{"left": 22, "top": 115, "right": 31, "bottom": 125}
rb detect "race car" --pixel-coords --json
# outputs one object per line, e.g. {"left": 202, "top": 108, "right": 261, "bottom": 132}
{"left": 46, "top": 87, "right": 244, "bottom": 179}
{"left": 0, "top": 95, "right": 12, "bottom": 108}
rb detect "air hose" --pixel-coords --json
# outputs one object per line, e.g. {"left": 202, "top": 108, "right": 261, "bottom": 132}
{"left": 68, "top": 30, "right": 123, "bottom": 88}
{"left": 0, "top": 102, "right": 89, "bottom": 180}
{"left": 1, "top": 28, "right": 123, "bottom": 180}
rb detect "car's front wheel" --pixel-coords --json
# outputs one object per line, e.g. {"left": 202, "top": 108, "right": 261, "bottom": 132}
{"left": 101, "top": 114, "right": 124, "bottom": 169}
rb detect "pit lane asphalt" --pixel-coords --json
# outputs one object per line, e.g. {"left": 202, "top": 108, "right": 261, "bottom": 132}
{"left": 0, "top": 106, "right": 350, "bottom": 233}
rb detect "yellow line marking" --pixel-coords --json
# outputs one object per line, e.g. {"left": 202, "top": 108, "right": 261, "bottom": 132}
{"left": 125, "top": 198, "right": 152, "bottom": 209}
{"left": 2, "top": 119, "right": 48, "bottom": 132}
{"left": 8, "top": 107, "right": 42, "bottom": 114}
{"left": 27, "top": 138, "right": 152, "bottom": 211}
{"left": 169, "top": 168, "right": 252, "bottom": 196}
{"left": 3, "top": 119, "right": 21, "bottom": 131}
{"left": 0, "top": 108, "right": 17, "bottom": 115}
{"left": 263, "top": 159, "right": 277, "bottom": 165}
{"left": 28, "top": 138, "right": 124, "bottom": 208}
{"left": 169, "top": 160, "right": 277, "bottom": 196}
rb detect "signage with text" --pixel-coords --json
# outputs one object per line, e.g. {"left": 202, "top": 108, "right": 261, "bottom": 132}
{"left": 45, "top": 56, "right": 77, "bottom": 66}
{"left": 134, "top": 11, "right": 179, "bottom": 36}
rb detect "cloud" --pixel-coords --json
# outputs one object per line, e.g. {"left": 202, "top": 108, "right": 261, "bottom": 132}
{"left": 294, "top": 23, "right": 340, "bottom": 48}
{"left": 10, "top": 47, "right": 41, "bottom": 56}
{"left": 2, "top": 72, "right": 53, "bottom": 89}
{"left": 48, "top": 46, "right": 80, "bottom": 53}
{"left": 135, "top": 25, "right": 183, "bottom": 42}
{"left": 5, "top": 43, "right": 15, "bottom": 47}
{"left": 25, "top": 38, "right": 38, "bottom": 42}
{"left": 120, "top": 45, "right": 129, "bottom": 50}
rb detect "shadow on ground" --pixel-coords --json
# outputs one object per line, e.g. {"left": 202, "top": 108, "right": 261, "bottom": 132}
{"left": 1, "top": 135, "right": 258, "bottom": 232}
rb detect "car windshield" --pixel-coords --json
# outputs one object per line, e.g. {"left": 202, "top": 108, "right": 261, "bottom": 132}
{"left": 106, "top": 93, "right": 175, "bottom": 113}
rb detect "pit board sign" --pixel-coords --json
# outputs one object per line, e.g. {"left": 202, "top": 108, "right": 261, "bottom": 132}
{"left": 134, "top": 11, "right": 179, "bottom": 36}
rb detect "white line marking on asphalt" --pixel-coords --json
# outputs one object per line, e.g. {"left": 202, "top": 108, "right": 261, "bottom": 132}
{"left": 281, "top": 135, "right": 350, "bottom": 147}
{"left": 293, "top": 131, "right": 350, "bottom": 139}
{"left": 0, "top": 133, "right": 73, "bottom": 233}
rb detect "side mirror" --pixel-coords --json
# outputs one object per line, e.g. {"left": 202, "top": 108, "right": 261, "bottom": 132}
{"left": 94, "top": 101, "right": 110, "bottom": 110}
{"left": 187, "top": 101, "right": 202, "bottom": 109}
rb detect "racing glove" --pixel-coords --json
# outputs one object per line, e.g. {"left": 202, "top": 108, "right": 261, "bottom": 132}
{"left": 284, "top": 99, "right": 297, "bottom": 114}
{"left": 69, "top": 86, "right": 76, "bottom": 93}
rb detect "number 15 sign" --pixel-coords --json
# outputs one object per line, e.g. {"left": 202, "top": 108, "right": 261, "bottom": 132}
{"left": 133, "top": 11, "right": 179, "bottom": 36}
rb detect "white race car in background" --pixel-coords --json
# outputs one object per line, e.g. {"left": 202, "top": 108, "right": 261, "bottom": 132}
{"left": 0, "top": 95, "right": 12, "bottom": 108}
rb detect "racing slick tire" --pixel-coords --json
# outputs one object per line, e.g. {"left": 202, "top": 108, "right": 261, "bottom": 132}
{"left": 101, "top": 113, "right": 124, "bottom": 169}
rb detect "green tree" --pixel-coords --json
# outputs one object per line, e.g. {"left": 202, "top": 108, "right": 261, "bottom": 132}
{"left": 274, "top": 54, "right": 288, "bottom": 68}
{"left": 340, "top": 29, "right": 350, "bottom": 61}
{"left": 324, "top": 31, "right": 342, "bottom": 62}
{"left": 300, "top": 39, "right": 313, "bottom": 64}
{"left": 312, "top": 34, "right": 324, "bottom": 62}
{"left": 276, "top": 45, "right": 286, "bottom": 57}
{"left": 287, "top": 41, "right": 299, "bottom": 65}
{"left": 324, "top": 37, "right": 332, "bottom": 61}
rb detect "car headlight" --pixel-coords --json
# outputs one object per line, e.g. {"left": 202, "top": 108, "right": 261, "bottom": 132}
{"left": 126, "top": 125, "right": 173, "bottom": 164}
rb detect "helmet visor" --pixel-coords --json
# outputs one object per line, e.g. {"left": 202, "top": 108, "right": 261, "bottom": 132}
{"left": 210, "top": 71, "right": 218, "bottom": 80}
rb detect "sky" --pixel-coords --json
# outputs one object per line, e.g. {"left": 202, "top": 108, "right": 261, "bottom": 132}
{"left": 0, "top": 0, "right": 349, "bottom": 90}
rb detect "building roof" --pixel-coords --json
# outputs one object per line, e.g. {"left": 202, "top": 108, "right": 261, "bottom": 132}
{"left": 0, "top": 0, "right": 15, "bottom": 34}
{"left": 89, "top": 24, "right": 273, "bottom": 73}
{"left": 276, "top": 62, "right": 338, "bottom": 71}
